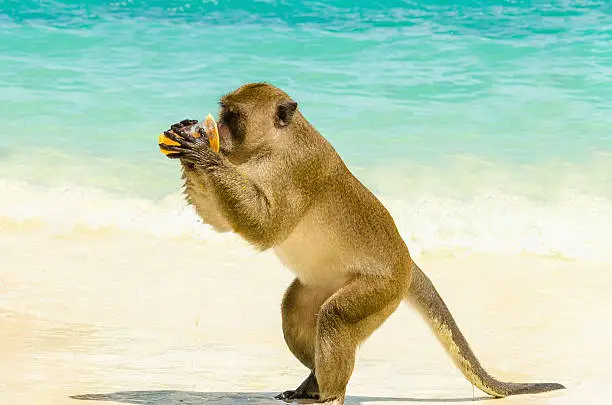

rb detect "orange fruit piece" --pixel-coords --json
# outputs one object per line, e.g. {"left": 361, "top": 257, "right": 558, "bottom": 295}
{"left": 203, "top": 114, "right": 220, "bottom": 153}
{"left": 158, "top": 132, "right": 180, "bottom": 156}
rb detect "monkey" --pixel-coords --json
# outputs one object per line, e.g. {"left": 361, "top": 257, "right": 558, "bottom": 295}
{"left": 159, "top": 82, "right": 565, "bottom": 404}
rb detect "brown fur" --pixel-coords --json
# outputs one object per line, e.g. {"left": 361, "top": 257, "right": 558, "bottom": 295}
{"left": 168, "top": 82, "right": 565, "bottom": 403}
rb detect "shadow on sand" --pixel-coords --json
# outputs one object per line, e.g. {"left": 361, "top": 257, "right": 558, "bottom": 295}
{"left": 71, "top": 390, "right": 493, "bottom": 404}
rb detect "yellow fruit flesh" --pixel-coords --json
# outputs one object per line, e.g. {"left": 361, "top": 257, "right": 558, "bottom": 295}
{"left": 158, "top": 132, "right": 180, "bottom": 156}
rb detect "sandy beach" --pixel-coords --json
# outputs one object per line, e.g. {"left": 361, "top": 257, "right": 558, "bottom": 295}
{"left": 1, "top": 225, "right": 610, "bottom": 405}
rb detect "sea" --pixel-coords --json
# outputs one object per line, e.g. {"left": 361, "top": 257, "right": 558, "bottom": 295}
{"left": 1, "top": 0, "right": 611, "bottom": 262}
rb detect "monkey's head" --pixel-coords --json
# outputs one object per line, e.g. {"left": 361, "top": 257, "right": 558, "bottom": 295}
{"left": 216, "top": 82, "right": 299, "bottom": 161}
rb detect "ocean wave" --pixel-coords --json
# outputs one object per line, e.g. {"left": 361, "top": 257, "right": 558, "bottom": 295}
{"left": 2, "top": 178, "right": 611, "bottom": 263}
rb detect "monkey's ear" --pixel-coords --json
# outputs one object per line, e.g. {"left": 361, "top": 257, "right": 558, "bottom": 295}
{"left": 277, "top": 100, "right": 298, "bottom": 127}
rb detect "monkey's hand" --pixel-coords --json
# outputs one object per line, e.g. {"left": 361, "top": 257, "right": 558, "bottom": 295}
{"left": 160, "top": 124, "right": 221, "bottom": 168}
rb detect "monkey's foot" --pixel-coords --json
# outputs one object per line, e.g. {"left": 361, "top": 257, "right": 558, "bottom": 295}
{"left": 275, "top": 389, "right": 319, "bottom": 402}
{"left": 277, "top": 394, "right": 344, "bottom": 405}
{"left": 276, "top": 372, "right": 320, "bottom": 403}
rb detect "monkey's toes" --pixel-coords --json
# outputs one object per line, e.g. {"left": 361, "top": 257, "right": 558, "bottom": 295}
{"left": 275, "top": 390, "right": 295, "bottom": 401}
{"left": 275, "top": 390, "right": 319, "bottom": 403}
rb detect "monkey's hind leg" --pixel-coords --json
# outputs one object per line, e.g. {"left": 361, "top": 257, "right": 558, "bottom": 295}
{"left": 314, "top": 275, "right": 403, "bottom": 404}
{"left": 276, "top": 278, "right": 331, "bottom": 402}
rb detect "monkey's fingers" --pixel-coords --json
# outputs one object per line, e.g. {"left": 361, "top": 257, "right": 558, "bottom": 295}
{"left": 168, "top": 125, "right": 197, "bottom": 141}
{"left": 163, "top": 130, "right": 196, "bottom": 146}
{"left": 159, "top": 144, "right": 206, "bottom": 165}
{"left": 170, "top": 122, "right": 195, "bottom": 134}
{"left": 178, "top": 119, "right": 198, "bottom": 127}
{"left": 159, "top": 143, "right": 187, "bottom": 156}
{"left": 170, "top": 124, "right": 183, "bottom": 133}
{"left": 169, "top": 119, "right": 198, "bottom": 132}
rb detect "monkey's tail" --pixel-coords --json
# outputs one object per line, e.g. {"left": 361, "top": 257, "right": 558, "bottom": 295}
{"left": 406, "top": 263, "right": 565, "bottom": 398}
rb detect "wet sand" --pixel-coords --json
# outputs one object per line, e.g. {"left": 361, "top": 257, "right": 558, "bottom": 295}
{"left": 1, "top": 228, "right": 610, "bottom": 405}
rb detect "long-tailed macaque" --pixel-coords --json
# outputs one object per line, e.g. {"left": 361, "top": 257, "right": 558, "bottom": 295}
{"left": 160, "top": 82, "right": 565, "bottom": 404}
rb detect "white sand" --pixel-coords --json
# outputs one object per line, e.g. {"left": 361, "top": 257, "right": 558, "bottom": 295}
{"left": 1, "top": 227, "right": 611, "bottom": 405}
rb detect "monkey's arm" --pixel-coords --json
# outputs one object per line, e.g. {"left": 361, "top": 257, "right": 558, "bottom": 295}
{"left": 207, "top": 162, "right": 280, "bottom": 237}
{"left": 160, "top": 127, "right": 285, "bottom": 247}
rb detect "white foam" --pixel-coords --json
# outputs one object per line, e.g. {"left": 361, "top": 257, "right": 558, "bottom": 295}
{"left": 1, "top": 177, "right": 611, "bottom": 262}
{"left": 0, "top": 179, "right": 213, "bottom": 239}
{"left": 382, "top": 189, "right": 612, "bottom": 262}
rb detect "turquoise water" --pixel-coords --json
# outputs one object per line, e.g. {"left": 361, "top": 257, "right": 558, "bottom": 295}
{"left": 1, "top": 1, "right": 611, "bottom": 260}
